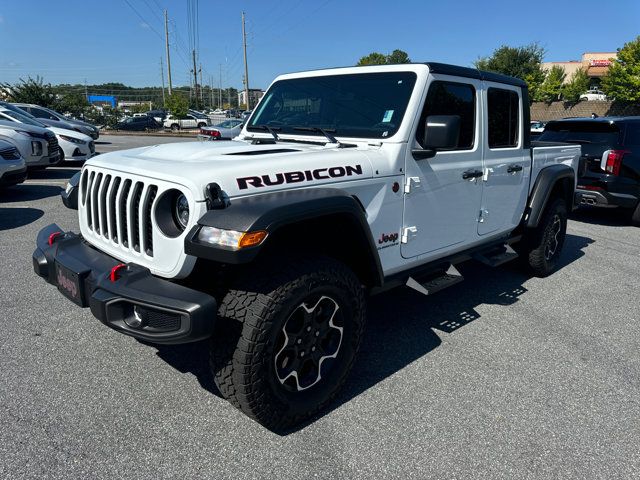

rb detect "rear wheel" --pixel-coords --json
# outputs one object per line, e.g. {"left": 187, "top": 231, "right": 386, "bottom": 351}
{"left": 210, "top": 256, "right": 366, "bottom": 431}
{"left": 518, "top": 197, "right": 567, "bottom": 277}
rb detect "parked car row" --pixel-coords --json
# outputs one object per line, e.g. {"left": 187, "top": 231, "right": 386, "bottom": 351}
{"left": 0, "top": 101, "right": 100, "bottom": 182}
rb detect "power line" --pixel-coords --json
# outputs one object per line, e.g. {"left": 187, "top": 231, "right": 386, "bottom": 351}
{"left": 121, "top": 0, "right": 164, "bottom": 40}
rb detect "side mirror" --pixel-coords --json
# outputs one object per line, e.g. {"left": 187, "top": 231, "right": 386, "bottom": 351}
{"left": 423, "top": 115, "right": 460, "bottom": 150}
{"left": 413, "top": 115, "right": 461, "bottom": 160}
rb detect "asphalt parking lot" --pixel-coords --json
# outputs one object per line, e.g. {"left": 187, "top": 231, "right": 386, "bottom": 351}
{"left": 1, "top": 135, "right": 639, "bottom": 479}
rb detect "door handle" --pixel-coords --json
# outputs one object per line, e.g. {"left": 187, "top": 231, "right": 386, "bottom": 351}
{"left": 507, "top": 164, "right": 523, "bottom": 174}
{"left": 462, "top": 169, "right": 483, "bottom": 180}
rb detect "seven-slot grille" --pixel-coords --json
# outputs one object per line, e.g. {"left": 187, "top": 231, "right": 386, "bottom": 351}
{"left": 81, "top": 169, "right": 158, "bottom": 257}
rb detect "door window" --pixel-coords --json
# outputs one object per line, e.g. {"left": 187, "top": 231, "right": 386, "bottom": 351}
{"left": 487, "top": 88, "right": 520, "bottom": 148}
{"left": 416, "top": 81, "right": 476, "bottom": 150}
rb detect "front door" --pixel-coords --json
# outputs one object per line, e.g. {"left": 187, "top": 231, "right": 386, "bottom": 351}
{"left": 477, "top": 84, "right": 531, "bottom": 235}
{"left": 401, "top": 77, "right": 484, "bottom": 258}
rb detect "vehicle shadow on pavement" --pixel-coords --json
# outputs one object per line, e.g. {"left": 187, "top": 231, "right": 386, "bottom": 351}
{"left": 0, "top": 185, "right": 62, "bottom": 203}
{"left": 150, "top": 233, "right": 594, "bottom": 434}
{"left": 0, "top": 207, "right": 44, "bottom": 231}
{"left": 570, "top": 208, "right": 633, "bottom": 227}
{"left": 27, "top": 167, "right": 82, "bottom": 180}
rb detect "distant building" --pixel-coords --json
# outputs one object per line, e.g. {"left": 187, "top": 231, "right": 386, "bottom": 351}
{"left": 542, "top": 52, "right": 618, "bottom": 87}
{"left": 238, "top": 89, "right": 264, "bottom": 109}
{"left": 88, "top": 94, "right": 116, "bottom": 108}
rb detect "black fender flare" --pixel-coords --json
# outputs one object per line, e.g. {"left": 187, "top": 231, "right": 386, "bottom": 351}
{"left": 184, "top": 188, "right": 384, "bottom": 286}
{"left": 525, "top": 164, "right": 575, "bottom": 228}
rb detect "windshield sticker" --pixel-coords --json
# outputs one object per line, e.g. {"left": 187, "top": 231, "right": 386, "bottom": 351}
{"left": 382, "top": 110, "right": 394, "bottom": 123}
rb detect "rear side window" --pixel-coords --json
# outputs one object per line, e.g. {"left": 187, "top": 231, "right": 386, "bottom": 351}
{"left": 488, "top": 88, "right": 520, "bottom": 148}
{"left": 417, "top": 81, "right": 476, "bottom": 150}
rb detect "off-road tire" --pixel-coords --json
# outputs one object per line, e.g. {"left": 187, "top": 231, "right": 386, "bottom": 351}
{"left": 210, "top": 256, "right": 366, "bottom": 431}
{"left": 519, "top": 197, "right": 567, "bottom": 277}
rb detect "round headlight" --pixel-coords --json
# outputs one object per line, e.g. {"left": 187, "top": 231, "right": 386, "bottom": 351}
{"left": 174, "top": 194, "right": 189, "bottom": 230}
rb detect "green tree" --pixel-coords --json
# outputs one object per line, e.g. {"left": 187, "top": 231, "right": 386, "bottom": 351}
{"left": 357, "top": 49, "right": 411, "bottom": 66}
{"left": 562, "top": 68, "right": 591, "bottom": 102}
{"left": 55, "top": 92, "right": 89, "bottom": 118}
{"left": 357, "top": 52, "right": 388, "bottom": 66}
{"left": 601, "top": 35, "right": 640, "bottom": 102}
{"left": 0, "top": 76, "right": 56, "bottom": 107}
{"left": 387, "top": 49, "right": 411, "bottom": 64}
{"left": 538, "top": 65, "right": 566, "bottom": 102}
{"left": 475, "top": 43, "right": 546, "bottom": 102}
{"left": 165, "top": 92, "right": 189, "bottom": 117}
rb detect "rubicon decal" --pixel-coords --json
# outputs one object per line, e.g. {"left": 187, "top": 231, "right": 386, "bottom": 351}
{"left": 237, "top": 165, "right": 363, "bottom": 190}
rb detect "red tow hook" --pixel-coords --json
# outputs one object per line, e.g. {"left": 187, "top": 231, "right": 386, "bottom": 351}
{"left": 48, "top": 231, "right": 63, "bottom": 246}
{"left": 109, "top": 263, "right": 127, "bottom": 282}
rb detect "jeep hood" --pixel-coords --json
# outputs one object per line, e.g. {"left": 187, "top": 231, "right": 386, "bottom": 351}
{"left": 84, "top": 140, "right": 377, "bottom": 200}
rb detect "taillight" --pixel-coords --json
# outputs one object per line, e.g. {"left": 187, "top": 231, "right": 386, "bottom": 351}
{"left": 601, "top": 149, "right": 629, "bottom": 176}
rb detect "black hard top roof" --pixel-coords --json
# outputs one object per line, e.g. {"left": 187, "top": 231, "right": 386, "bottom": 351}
{"left": 423, "top": 62, "right": 527, "bottom": 88}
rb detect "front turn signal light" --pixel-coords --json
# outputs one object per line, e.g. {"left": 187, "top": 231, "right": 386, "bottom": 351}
{"left": 239, "top": 230, "right": 268, "bottom": 249}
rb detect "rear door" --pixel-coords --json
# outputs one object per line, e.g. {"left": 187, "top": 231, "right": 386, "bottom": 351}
{"left": 477, "top": 84, "right": 530, "bottom": 236}
{"left": 401, "top": 76, "right": 484, "bottom": 258}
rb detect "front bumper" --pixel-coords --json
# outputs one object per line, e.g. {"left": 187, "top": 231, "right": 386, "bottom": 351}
{"left": 32, "top": 224, "right": 217, "bottom": 344}
{"left": 0, "top": 165, "right": 27, "bottom": 186}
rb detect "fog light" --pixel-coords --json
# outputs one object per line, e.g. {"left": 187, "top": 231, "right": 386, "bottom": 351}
{"left": 125, "top": 306, "right": 145, "bottom": 329}
{"left": 31, "top": 141, "right": 42, "bottom": 156}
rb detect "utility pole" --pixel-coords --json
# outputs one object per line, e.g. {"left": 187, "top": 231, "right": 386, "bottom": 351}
{"left": 84, "top": 79, "right": 88, "bottom": 100}
{"left": 199, "top": 63, "right": 204, "bottom": 106}
{"left": 218, "top": 64, "right": 223, "bottom": 109}
{"left": 209, "top": 76, "right": 214, "bottom": 108}
{"left": 241, "top": 11, "right": 250, "bottom": 110}
{"left": 164, "top": 10, "right": 173, "bottom": 95}
{"left": 160, "top": 57, "right": 166, "bottom": 107}
{"left": 192, "top": 49, "right": 199, "bottom": 109}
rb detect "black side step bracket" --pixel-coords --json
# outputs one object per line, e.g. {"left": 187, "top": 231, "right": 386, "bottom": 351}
{"left": 406, "top": 265, "right": 464, "bottom": 296}
{"left": 473, "top": 245, "right": 519, "bottom": 267}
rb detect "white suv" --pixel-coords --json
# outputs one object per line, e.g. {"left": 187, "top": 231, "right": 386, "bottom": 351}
{"left": 580, "top": 89, "right": 607, "bottom": 101}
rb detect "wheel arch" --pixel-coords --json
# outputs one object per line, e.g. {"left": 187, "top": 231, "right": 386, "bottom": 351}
{"left": 185, "top": 188, "right": 384, "bottom": 287}
{"left": 525, "top": 164, "right": 575, "bottom": 228}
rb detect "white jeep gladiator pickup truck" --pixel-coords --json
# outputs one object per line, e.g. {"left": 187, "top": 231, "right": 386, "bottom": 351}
{"left": 33, "top": 63, "right": 580, "bottom": 430}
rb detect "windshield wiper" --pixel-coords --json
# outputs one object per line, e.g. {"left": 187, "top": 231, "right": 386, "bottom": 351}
{"left": 249, "top": 124, "right": 280, "bottom": 141}
{"left": 292, "top": 126, "right": 339, "bottom": 144}
{"left": 564, "top": 139, "right": 593, "bottom": 144}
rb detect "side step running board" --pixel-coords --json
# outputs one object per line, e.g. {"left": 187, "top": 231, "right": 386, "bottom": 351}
{"left": 473, "top": 245, "right": 519, "bottom": 267}
{"left": 406, "top": 265, "right": 464, "bottom": 296}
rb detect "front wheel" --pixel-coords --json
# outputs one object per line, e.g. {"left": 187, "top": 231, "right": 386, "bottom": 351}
{"left": 210, "top": 256, "right": 366, "bottom": 431}
{"left": 518, "top": 197, "right": 567, "bottom": 277}
{"left": 170, "top": 123, "right": 180, "bottom": 131}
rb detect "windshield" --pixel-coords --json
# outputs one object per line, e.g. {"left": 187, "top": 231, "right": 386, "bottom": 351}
{"left": 1, "top": 109, "right": 46, "bottom": 127}
{"left": 538, "top": 121, "right": 621, "bottom": 156}
{"left": 248, "top": 72, "right": 417, "bottom": 139}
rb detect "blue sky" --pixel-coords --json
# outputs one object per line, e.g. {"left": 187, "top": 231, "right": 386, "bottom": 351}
{"left": 0, "top": 0, "right": 638, "bottom": 90}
